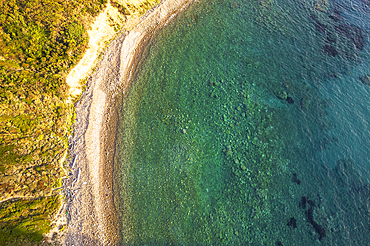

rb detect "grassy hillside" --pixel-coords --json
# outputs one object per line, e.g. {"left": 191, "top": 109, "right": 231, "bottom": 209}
{"left": 0, "top": 0, "right": 107, "bottom": 244}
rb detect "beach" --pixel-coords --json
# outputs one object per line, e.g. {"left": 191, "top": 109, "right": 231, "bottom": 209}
{"left": 64, "top": 0, "right": 194, "bottom": 245}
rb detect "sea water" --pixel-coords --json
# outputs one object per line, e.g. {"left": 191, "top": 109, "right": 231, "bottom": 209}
{"left": 115, "top": 0, "right": 370, "bottom": 244}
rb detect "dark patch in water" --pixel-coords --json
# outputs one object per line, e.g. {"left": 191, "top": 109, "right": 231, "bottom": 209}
{"left": 352, "top": 184, "right": 370, "bottom": 197}
{"left": 334, "top": 159, "right": 355, "bottom": 186}
{"left": 299, "top": 196, "right": 308, "bottom": 209}
{"left": 287, "top": 97, "right": 295, "bottom": 104}
{"left": 323, "top": 45, "right": 338, "bottom": 57}
{"left": 361, "top": 0, "right": 370, "bottom": 7}
{"left": 334, "top": 24, "right": 365, "bottom": 51}
{"left": 309, "top": 14, "right": 327, "bottom": 33}
{"left": 306, "top": 207, "right": 326, "bottom": 241}
{"left": 329, "top": 8, "right": 343, "bottom": 22}
{"left": 308, "top": 200, "right": 316, "bottom": 207}
{"left": 292, "top": 173, "right": 301, "bottom": 185}
{"left": 359, "top": 75, "right": 370, "bottom": 86}
{"left": 287, "top": 217, "right": 297, "bottom": 228}
{"left": 315, "top": 22, "right": 327, "bottom": 33}
{"left": 326, "top": 32, "right": 337, "bottom": 44}
{"left": 309, "top": 14, "right": 319, "bottom": 22}
{"left": 275, "top": 241, "right": 283, "bottom": 246}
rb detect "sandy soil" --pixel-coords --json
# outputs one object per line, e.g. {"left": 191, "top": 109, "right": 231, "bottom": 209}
{"left": 62, "top": 0, "right": 194, "bottom": 245}
{"left": 65, "top": 1, "right": 125, "bottom": 102}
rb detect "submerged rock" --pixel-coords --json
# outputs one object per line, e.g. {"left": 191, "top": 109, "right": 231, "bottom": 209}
{"left": 300, "top": 89, "right": 313, "bottom": 110}
{"left": 292, "top": 173, "right": 301, "bottom": 185}
{"left": 334, "top": 24, "right": 365, "bottom": 51}
{"left": 287, "top": 217, "right": 297, "bottom": 228}
{"left": 323, "top": 45, "right": 338, "bottom": 57}
{"left": 286, "top": 97, "right": 294, "bottom": 104}
{"left": 328, "top": 9, "right": 343, "bottom": 22}
{"left": 334, "top": 159, "right": 355, "bottom": 186}
{"left": 308, "top": 200, "right": 316, "bottom": 207}
{"left": 306, "top": 207, "right": 326, "bottom": 241}
{"left": 309, "top": 13, "right": 319, "bottom": 22}
{"left": 315, "top": 22, "right": 327, "bottom": 33}
{"left": 359, "top": 75, "right": 370, "bottom": 86}
{"left": 272, "top": 82, "right": 288, "bottom": 100}
{"left": 299, "top": 196, "right": 308, "bottom": 209}
{"left": 326, "top": 33, "right": 336, "bottom": 44}
{"left": 275, "top": 90, "right": 287, "bottom": 100}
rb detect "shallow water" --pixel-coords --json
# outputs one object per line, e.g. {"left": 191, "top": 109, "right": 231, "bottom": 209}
{"left": 115, "top": 0, "right": 370, "bottom": 244}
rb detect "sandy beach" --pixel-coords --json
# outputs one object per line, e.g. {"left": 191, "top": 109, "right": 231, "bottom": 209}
{"left": 64, "top": 0, "right": 194, "bottom": 245}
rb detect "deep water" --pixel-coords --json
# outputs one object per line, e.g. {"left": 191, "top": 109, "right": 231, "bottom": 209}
{"left": 115, "top": 0, "right": 370, "bottom": 244}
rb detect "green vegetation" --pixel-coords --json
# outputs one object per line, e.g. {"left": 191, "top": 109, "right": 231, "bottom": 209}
{"left": 0, "top": 0, "right": 108, "bottom": 193}
{"left": 0, "top": 0, "right": 107, "bottom": 244}
{"left": 111, "top": 0, "right": 159, "bottom": 16}
{"left": 0, "top": 196, "right": 59, "bottom": 245}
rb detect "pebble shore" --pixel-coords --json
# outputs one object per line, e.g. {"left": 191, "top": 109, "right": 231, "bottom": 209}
{"left": 63, "top": 0, "right": 194, "bottom": 245}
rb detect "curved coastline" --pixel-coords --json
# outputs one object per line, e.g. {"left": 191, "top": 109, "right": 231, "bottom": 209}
{"left": 64, "top": 0, "right": 194, "bottom": 245}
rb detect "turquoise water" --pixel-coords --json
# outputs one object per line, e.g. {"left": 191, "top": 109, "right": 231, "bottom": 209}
{"left": 115, "top": 0, "right": 370, "bottom": 244}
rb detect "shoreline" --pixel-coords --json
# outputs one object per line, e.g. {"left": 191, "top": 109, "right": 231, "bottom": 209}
{"left": 64, "top": 0, "right": 194, "bottom": 244}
